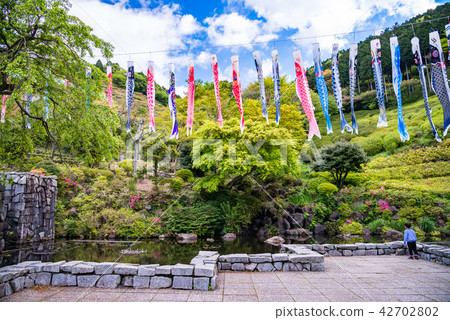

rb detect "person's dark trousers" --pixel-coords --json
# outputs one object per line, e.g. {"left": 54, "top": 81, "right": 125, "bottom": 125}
{"left": 407, "top": 241, "right": 418, "bottom": 255}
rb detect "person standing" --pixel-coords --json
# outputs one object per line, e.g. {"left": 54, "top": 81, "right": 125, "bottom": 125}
{"left": 404, "top": 222, "right": 419, "bottom": 259}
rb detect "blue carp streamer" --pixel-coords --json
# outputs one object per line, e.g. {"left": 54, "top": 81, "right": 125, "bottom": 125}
{"left": 390, "top": 37, "right": 410, "bottom": 142}
{"left": 253, "top": 51, "right": 268, "bottom": 123}
{"left": 349, "top": 43, "right": 359, "bottom": 135}
{"left": 168, "top": 63, "right": 179, "bottom": 139}
{"left": 331, "top": 44, "right": 352, "bottom": 133}
{"left": 25, "top": 94, "right": 32, "bottom": 129}
{"left": 370, "top": 39, "right": 388, "bottom": 127}
{"left": 272, "top": 50, "right": 281, "bottom": 125}
{"left": 411, "top": 37, "right": 442, "bottom": 142}
{"left": 313, "top": 43, "right": 333, "bottom": 134}
{"left": 126, "top": 61, "right": 135, "bottom": 133}
{"left": 430, "top": 31, "right": 450, "bottom": 137}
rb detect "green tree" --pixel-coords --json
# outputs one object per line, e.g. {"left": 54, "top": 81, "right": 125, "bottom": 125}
{"left": 311, "top": 141, "right": 368, "bottom": 188}
{"left": 0, "top": 0, "right": 118, "bottom": 165}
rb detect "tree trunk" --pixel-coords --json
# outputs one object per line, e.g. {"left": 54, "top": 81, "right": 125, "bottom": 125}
{"left": 425, "top": 58, "right": 432, "bottom": 93}
{"left": 154, "top": 158, "right": 158, "bottom": 177}
{"left": 133, "top": 140, "right": 139, "bottom": 175}
{"left": 384, "top": 75, "right": 388, "bottom": 103}
{"left": 357, "top": 75, "right": 361, "bottom": 94}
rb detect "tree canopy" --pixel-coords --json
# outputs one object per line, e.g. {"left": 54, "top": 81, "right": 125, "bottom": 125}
{"left": 0, "top": 0, "right": 119, "bottom": 166}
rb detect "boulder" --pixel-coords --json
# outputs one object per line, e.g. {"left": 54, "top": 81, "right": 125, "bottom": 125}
{"left": 362, "top": 228, "right": 372, "bottom": 239}
{"left": 177, "top": 233, "right": 198, "bottom": 243}
{"left": 96, "top": 275, "right": 121, "bottom": 289}
{"left": 313, "top": 223, "right": 327, "bottom": 235}
{"left": 330, "top": 211, "right": 340, "bottom": 221}
{"left": 350, "top": 211, "right": 364, "bottom": 222}
{"left": 382, "top": 229, "right": 403, "bottom": 241}
{"left": 264, "top": 236, "right": 285, "bottom": 246}
{"left": 278, "top": 218, "right": 290, "bottom": 234}
{"left": 222, "top": 233, "right": 236, "bottom": 241}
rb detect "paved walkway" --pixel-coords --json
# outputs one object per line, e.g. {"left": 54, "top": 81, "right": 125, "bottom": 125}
{"left": 1, "top": 256, "right": 449, "bottom": 302}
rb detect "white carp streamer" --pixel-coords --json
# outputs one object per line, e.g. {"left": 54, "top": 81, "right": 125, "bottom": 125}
{"left": 370, "top": 39, "right": 388, "bottom": 127}
{"left": 147, "top": 61, "right": 156, "bottom": 133}
{"left": 253, "top": 50, "right": 268, "bottom": 123}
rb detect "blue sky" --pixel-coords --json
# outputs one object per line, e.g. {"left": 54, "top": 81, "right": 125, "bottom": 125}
{"left": 69, "top": 0, "right": 450, "bottom": 94}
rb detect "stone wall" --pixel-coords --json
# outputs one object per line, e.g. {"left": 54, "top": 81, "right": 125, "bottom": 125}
{"left": 0, "top": 172, "right": 57, "bottom": 251}
{"left": 281, "top": 242, "right": 450, "bottom": 265}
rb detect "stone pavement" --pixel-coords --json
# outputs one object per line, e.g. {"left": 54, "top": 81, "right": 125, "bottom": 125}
{"left": 1, "top": 256, "right": 449, "bottom": 302}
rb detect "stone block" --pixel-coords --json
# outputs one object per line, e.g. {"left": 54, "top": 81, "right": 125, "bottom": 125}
{"left": 376, "top": 244, "right": 389, "bottom": 249}
{"left": 0, "top": 271, "right": 16, "bottom": 283}
{"left": 197, "top": 251, "right": 219, "bottom": 257}
{"left": 365, "top": 244, "right": 377, "bottom": 250}
{"left": 384, "top": 249, "right": 394, "bottom": 255}
{"left": 150, "top": 276, "right": 172, "bottom": 289}
{"left": 273, "top": 262, "right": 283, "bottom": 271}
{"left": 443, "top": 257, "right": 450, "bottom": 265}
{"left": 121, "top": 276, "right": 134, "bottom": 287}
{"left": 172, "top": 276, "right": 192, "bottom": 290}
{"left": 389, "top": 241, "right": 404, "bottom": 249}
{"left": 16, "top": 261, "right": 42, "bottom": 268}
{"left": 60, "top": 261, "right": 83, "bottom": 273}
{"left": 303, "top": 263, "right": 311, "bottom": 271}
{"left": 94, "top": 262, "right": 116, "bottom": 275}
{"left": 342, "top": 250, "right": 353, "bottom": 256}
{"left": 194, "top": 264, "right": 216, "bottom": 277}
{"left": 42, "top": 261, "right": 66, "bottom": 273}
{"left": 72, "top": 263, "right": 95, "bottom": 274}
{"left": 133, "top": 276, "right": 150, "bottom": 289}
{"left": 96, "top": 275, "right": 121, "bottom": 289}
{"left": 282, "top": 263, "right": 298, "bottom": 271}
{"left": 210, "top": 275, "right": 217, "bottom": 290}
{"left": 114, "top": 264, "right": 138, "bottom": 275}
{"left": 155, "top": 265, "right": 172, "bottom": 275}
{"left": 366, "top": 249, "right": 378, "bottom": 255}
{"left": 377, "top": 249, "right": 385, "bottom": 255}
{"left": 311, "top": 263, "right": 324, "bottom": 271}
{"left": 77, "top": 275, "right": 100, "bottom": 287}
{"left": 172, "top": 264, "right": 194, "bottom": 276}
{"left": 10, "top": 276, "right": 25, "bottom": 292}
{"left": 395, "top": 248, "right": 406, "bottom": 255}
{"left": 356, "top": 243, "right": 366, "bottom": 249}
{"left": 0, "top": 282, "right": 13, "bottom": 297}
{"left": 52, "top": 273, "right": 77, "bottom": 286}
{"left": 219, "top": 262, "right": 231, "bottom": 270}
{"left": 220, "top": 254, "right": 249, "bottom": 263}
{"left": 249, "top": 253, "right": 272, "bottom": 263}
{"left": 323, "top": 244, "right": 335, "bottom": 250}
{"left": 231, "top": 263, "right": 245, "bottom": 271}
{"left": 328, "top": 250, "right": 342, "bottom": 256}
{"left": 337, "top": 244, "right": 357, "bottom": 250}
{"left": 35, "top": 272, "right": 52, "bottom": 286}
{"left": 272, "top": 253, "right": 289, "bottom": 262}
{"left": 138, "top": 266, "right": 157, "bottom": 276}
{"left": 256, "top": 263, "right": 275, "bottom": 272}
{"left": 24, "top": 274, "right": 36, "bottom": 288}
{"left": 289, "top": 254, "right": 323, "bottom": 263}
{"left": 190, "top": 258, "right": 205, "bottom": 266}
{"left": 353, "top": 250, "right": 366, "bottom": 256}
{"left": 245, "top": 263, "right": 257, "bottom": 271}
{"left": 193, "top": 277, "right": 209, "bottom": 291}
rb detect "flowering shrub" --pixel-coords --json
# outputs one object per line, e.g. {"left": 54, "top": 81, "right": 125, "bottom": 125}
{"left": 377, "top": 200, "right": 389, "bottom": 212}
{"left": 30, "top": 169, "right": 45, "bottom": 176}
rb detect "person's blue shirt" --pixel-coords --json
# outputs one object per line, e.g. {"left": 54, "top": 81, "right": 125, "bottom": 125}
{"left": 404, "top": 228, "right": 417, "bottom": 244}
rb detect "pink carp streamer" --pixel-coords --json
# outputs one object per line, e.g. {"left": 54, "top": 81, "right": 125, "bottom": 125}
{"left": 186, "top": 60, "right": 195, "bottom": 136}
{"left": 211, "top": 55, "right": 223, "bottom": 127}
{"left": 293, "top": 50, "right": 321, "bottom": 141}
{"left": 1, "top": 93, "right": 8, "bottom": 123}
{"left": 231, "top": 55, "right": 244, "bottom": 134}
{"left": 147, "top": 61, "right": 156, "bottom": 133}
{"left": 107, "top": 66, "right": 112, "bottom": 108}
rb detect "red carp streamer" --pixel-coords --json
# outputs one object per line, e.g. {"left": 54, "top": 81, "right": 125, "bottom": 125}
{"left": 186, "top": 60, "right": 195, "bottom": 136}
{"left": 231, "top": 55, "right": 244, "bottom": 134}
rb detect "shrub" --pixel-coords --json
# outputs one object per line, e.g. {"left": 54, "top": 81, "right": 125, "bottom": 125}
{"left": 175, "top": 169, "right": 194, "bottom": 182}
{"left": 98, "top": 169, "right": 114, "bottom": 181}
{"left": 337, "top": 202, "right": 352, "bottom": 219}
{"left": 339, "top": 221, "right": 363, "bottom": 235}
{"left": 118, "top": 160, "right": 133, "bottom": 173}
{"left": 317, "top": 182, "right": 338, "bottom": 196}
{"left": 351, "top": 136, "right": 383, "bottom": 156}
{"left": 418, "top": 217, "right": 436, "bottom": 233}
{"left": 170, "top": 177, "right": 184, "bottom": 191}
{"left": 389, "top": 218, "right": 408, "bottom": 232}
{"left": 308, "top": 177, "right": 328, "bottom": 192}
{"left": 34, "top": 160, "right": 62, "bottom": 176}
{"left": 398, "top": 206, "right": 425, "bottom": 221}
{"left": 289, "top": 188, "right": 314, "bottom": 205}
{"left": 367, "top": 219, "right": 388, "bottom": 233}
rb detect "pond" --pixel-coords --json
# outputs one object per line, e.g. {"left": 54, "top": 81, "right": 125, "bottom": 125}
{"left": 1, "top": 235, "right": 447, "bottom": 268}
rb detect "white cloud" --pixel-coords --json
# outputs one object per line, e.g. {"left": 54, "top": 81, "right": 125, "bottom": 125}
{"left": 204, "top": 12, "right": 277, "bottom": 50}
{"left": 69, "top": 0, "right": 203, "bottom": 90}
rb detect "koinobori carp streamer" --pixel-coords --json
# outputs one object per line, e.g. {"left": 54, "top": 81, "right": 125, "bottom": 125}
{"left": 430, "top": 31, "right": 450, "bottom": 136}
{"left": 349, "top": 43, "right": 359, "bottom": 134}
{"left": 253, "top": 50, "right": 268, "bottom": 123}
{"left": 126, "top": 61, "right": 135, "bottom": 133}
{"left": 370, "top": 39, "right": 388, "bottom": 127}
{"left": 313, "top": 43, "right": 333, "bottom": 134}
{"left": 147, "top": 61, "right": 156, "bottom": 133}
{"left": 1, "top": 93, "right": 8, "bottom": 123}
{"left": 186, "top": 60, "right": 195, "bottom": 136}
{"left": 168, "top": 63, "right": 179, "bottom": 139}
{"left": 331, "top": 43, "right": 352, "bottom": 133}
{"left": 271, "top": 50, "right": 281, "bottom": 125}
{"left": 411, "top": 36, "right": 442, "bottom": 142}
{"left": 211, "top": 55, "right": 223, "bottom": 127}
{"left": 231, "top": 55, "right": 244, "bottom": 134}
{"left": 293, "top": 49, "right": 321, "bottom": 141}
{"left": 390, "top": 36, "right": 410, "bottom": 142}
{"left": 107, "top": 65, "right": 113, "bottom": 109}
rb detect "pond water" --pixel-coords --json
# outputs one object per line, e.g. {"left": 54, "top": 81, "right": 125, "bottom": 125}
{"left": 1, "top": 235, "right": 447, "bottom": 267}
